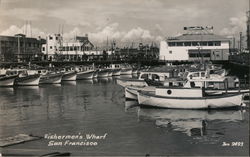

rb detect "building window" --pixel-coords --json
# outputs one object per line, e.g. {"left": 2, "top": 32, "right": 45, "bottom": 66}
{"left": 192, "top": 42, "right": 198, "bottom": 46}
{"left": 42, "top": 47, "right": 45, "bottom": 51}
{"left": 168, "top": 42, "right": 176, "bottom": 47}
{"left": 169, "top": 50, "right": 172, "bottom": 54}
{"left": 184, "top": 42, "right": 191, "bottom": 46}
{"left": 208, "top": 42, "right": 213, "bottom": 46}
{"left": 50, "top": 46, "right": 53, "bottom": 49}
{"left": 200, "top": 42, "right": 207, "bottom": 46}
{"left": 56, "top": 37, "right": 58, "bottom": 40}
{"left": 70, "top": 46, "right": 73, "bottom": 51}
{"left": 49, "top": 36, "right": 53, "bottom": 40}
{"left": 176, "top": 42, "right": 183, "bottom": 46}
{"left": 214, "top": 41, "right": 221, "bottom": 46}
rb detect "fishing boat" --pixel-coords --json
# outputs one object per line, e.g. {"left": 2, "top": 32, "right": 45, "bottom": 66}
{"left": 107, "top": 69, "right": 113, "bottom": 77}
{"left": 28, "top": 69, "right": 63, "bottom": 84}
{"left": 117, "top": 70, "right": 173, "bottom": 87}
{"left": 120, "top": 68, "right": 133, "bottom": 75}
{"left": 97, "top": 69, "right": 109, "bottom": 78}
{"left": 137, "top": 86, "right": 244, "bottom": 109}
{"left": 107, "top": 64, "right": 121, "bottom": 76}
{"left": 0, "top": 70, "right": 18, "bottom": 87}
{"left": 15, "top": 70, "right": 41, "bottom": 86}
{"left": 93, "top": 70, "right": 98, "bottom": 78}
{"left": 125, "top": 86, "right": 155, "bottom": 100}
{"left": 76, "top": 66, "right": 95, "bottom": 80}
{"left": 61, "top": 67, "right": 77, "bottom": 81}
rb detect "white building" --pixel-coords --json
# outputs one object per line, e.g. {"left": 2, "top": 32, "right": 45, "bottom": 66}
{"left": 42, "top": 34, "right": 98, "bottom": 60}
{"left": 159, "top": 26, "right": 230, "bottom": 61}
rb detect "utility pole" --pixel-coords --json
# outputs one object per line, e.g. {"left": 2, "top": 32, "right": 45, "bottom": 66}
{"left": 239, "top": 32, "right": 242, "bottom": 53}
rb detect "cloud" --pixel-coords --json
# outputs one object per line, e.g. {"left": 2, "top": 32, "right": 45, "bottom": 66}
{"left": 0, "top": 24, "right": 46, "bottom": 37}
{"left": 1, "top": 23, "right": 164, "bottom": 46}
{"left": 220, "top": 14, "right": 247, "bottom": 37}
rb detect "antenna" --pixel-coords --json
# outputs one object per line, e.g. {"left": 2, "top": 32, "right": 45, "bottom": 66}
{"left": 30, "top": 20, "right": 32, "bottom": 37}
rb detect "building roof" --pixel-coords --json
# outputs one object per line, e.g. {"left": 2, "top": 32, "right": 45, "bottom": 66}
{"left": 0, "top": 35, "right": 46, "bottom": 43}
{"left": 167, "top": 33, "right": 229, "bottom": 42}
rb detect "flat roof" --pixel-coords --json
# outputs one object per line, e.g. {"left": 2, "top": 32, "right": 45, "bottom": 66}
{"left": 167, "top": 34, "right": 229, "bottom": 42}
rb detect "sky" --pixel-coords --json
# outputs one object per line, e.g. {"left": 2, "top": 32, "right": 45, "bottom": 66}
{"left": 0, "top": 0, "right": 248, "bottom": 47}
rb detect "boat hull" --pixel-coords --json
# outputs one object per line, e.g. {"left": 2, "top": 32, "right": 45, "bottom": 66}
{"left": 112, "top": 69, "right": 121, "bottom": 76}
{"left": 40, "top": 73, "right": 62, "bottom": 84}
{"left": 62, "top": 71, "right": 77, "bottom": 81}
{"left": 125, "top": 86, "right": 155, "bottom": 100}
{"left": 138, "top": 92, "right": 243, "bottom": 109}
{"left": 76, "top": 70, "right": 94, "bottom": 80}
{"left": 117, "top": 78, "right": 148, "bottom": 87}
{"left": 97, "top": 70, "right": 109, "bottom": 78}
{"left": 93, "top": 71, "right": 98, "bottom": 78}
{"left": 120, "top": 68, "right": 132, "bottom": 75}
{"left": 0, "top": 75, "right": 18, "bottom": 87}
{"left": 15, "top": 74, "right": 40, "bottom": 86}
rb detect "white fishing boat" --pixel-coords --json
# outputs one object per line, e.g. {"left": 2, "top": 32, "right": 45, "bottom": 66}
{"left": 138, "top": 85, "right": 244, "bottom": 109}
{"left": 61, "top": 67, "right": 77, "bottom": 81}
{"left": 108, "top": 69, "right": 113, "bottom": 77}
{"left": 15, "top": 72, "right": 41, "bottom": 86}
{"left": 40, "top": 72, "right": 63, "bottom": 84}
{"left": 0, "top": 70, "right": 18, "bottom": 87}
{"left": 93, "top": 70, "right": 98, "bottom": 78}
{"left": 117, "top": 70, "right": 172, "bottom": 87}
{"left": 120, "top": 68, "right": 133, "bottom": 75}
{"left": 28, "top": 69, "right": 63, "bottom": 84}
{"left": 125, "top": 86, "right": 155, "bottom": 100}
{"left": 97, "top": 69, "right": 109, "bottom": 78}
{"left": 76, "top": 66, "right": 95, "bottom": 80}
{"left": 112, "top": 68, "right": 121, "bottom": 76}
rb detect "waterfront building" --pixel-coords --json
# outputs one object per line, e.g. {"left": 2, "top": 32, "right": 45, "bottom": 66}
{"left": 42, "top": 34, "right": 97, "bottom": 61}
{"left": 159, "top": 26, "right": 230, "bottom": 61}
{"left": 0, "top": 34, "right": 45, "bottom": 62}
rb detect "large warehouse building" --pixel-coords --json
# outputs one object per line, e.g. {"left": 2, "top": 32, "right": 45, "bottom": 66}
{"left": 159, "top": 26, "right": 230, "bottom": 61}
{"left": 0, "top": 34, "right": 45, "bottom": 62}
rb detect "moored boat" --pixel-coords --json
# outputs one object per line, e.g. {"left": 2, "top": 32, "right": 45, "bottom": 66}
{"left": 137, "top": 87, "right": 244, "bottom": 109}
{"left": 120, "top": 68, "right": 133, "bottom": 75}
{"left": 112, "top": 69, "right": 121, "bottom": 76}
{"left": 40, "top": 72, "right": 63, "bottom": 84}
{"left": 77, "top": 70, "right": 94, "bottom": 80}
{"left": 0, "top": 70, "right": 18, "bottom": 87}
{"left": 61, "top": 67, "right": 77, "bottom": 81}
{"left": 97, "top": 69, "right": 109, "bottom": 78}
{"left": 15, "top": 70, "right": 41, "bottom": 86}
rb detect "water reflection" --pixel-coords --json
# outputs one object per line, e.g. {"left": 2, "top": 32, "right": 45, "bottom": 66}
{"left": 62, "top": 81, "right": 76, "bottom": 86}
{"left": 120, "top": 74, "right": 132, "bottom": 79}
{"left": 138, "top": 108, "right": 245, "bottom": 137}
{"left": 124, "top": 100, "right": 139, "bottom": 112}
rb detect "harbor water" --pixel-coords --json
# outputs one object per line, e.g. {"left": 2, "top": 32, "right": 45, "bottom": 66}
{"left": 0, "top": 75, "right": 249, "bottom": 156}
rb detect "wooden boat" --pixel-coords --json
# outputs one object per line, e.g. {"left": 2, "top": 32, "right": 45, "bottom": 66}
{"left": 117, "top": 71, "right": 172, "bottom": 87}
{"left": 15, "top": 70, "right": 41, "bottom": 86}
{"left": 125, "top": 86, "right": 155, "bottom": 100}
{"left": 61, "top": 67, "right": 77, "bottom": 81}
{"left": 76, "top": 66, "right": 95, "bottom": 80}
{"left": 120, "top": 68, "right": 132, "bottom": 75}
{"left": 138, "top": 87, "right": 244, "bottom": 109}
{"left": 112, "top": 68, "right": 121, "bottom": 76}
{"left": 108, "top": 69, "right": 113, "bottom": 77}
{"left": 40, "top": 72, "right": 63, "bottom": 84}
{"left": 97, "top": 69, "right": 109, "bottom": 78}
{"left": 93, "top": 70, "right": 98, "bottom": 78}
{"left": 0, "top": 70, "right": 18, "bottom": 87}
{"left": 27, "top": 69, "right": 63, "bottom": 84}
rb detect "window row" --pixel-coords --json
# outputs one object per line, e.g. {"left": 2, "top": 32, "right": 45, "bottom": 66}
{"left": 168, "top": 41, "right": 221, "bottom": 47}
